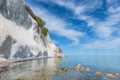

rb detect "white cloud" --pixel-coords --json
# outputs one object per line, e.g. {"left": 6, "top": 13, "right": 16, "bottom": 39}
{"left": 29, "top": 0, "right": 120, "bottom": 49}
{"left": 83, "top": 38, "right": 120, "bottom": 49}
{"left": 54, "top": 0, "right": 120, "bottom": 49}
{"left": 83, "top": 2, "right": 120, "bottom": 49}
{"left": 37, "top": 0, "right": 99, "bottom": 16}
{"left": 95, "top": 26, "right": 112, "bottom": 38}
{"left": 95, "top": 4, "right": 120, "bottom": 38}
{"left": 28, "top": 5, "right": 84, "bottom": 45}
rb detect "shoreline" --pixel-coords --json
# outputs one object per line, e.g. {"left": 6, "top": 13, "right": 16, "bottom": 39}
{"left": 10, "top": 56, "right": 62, "bottom": 63}
{"left": 0, "top": 57, "right": 62, "bottom": 72}
{"left": 0, "top": 58, "right": 10, "bottom": 72}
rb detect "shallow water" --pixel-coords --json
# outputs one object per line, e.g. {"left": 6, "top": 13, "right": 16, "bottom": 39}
{"left": 0, "top": 55, "right": 120, "bottom": 80}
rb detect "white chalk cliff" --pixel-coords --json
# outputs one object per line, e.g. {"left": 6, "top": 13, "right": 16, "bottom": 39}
{"left": 0, "top": 0, "right": 63, "bottom": 60}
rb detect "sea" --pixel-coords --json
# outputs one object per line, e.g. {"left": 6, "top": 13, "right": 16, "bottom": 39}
{"left": 0, "top": 55, "right": 120, "bottom": 80}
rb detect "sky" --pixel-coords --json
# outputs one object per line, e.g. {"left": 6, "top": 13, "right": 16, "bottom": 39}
{"left": 25, "top": 0, "right": 120, "bottom": 55}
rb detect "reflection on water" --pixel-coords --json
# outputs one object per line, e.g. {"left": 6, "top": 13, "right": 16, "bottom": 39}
{"left": 0, "top": 58, "right": 62, "bottom": 80}
{"left": 0, "top": 55, "right": 120, "bottom": 80}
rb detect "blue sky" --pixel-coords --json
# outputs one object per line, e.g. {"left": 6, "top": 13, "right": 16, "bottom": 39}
{"left": 25, "top": 0, "right": 120, "bottom": 55}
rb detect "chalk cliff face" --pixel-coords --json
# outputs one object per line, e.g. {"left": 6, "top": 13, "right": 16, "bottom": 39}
{"left": 0, "top": 0, "right": 63, "bottom": 59}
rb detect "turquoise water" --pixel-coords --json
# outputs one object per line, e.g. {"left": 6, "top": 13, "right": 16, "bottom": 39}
{"left": 0, "top": 55, "right": 120, "bottom": 80}
{"left": 62, "top": 55, "right": 120, "bottom": 71}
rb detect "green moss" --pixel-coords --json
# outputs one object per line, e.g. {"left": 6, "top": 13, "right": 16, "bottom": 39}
{"left": 28, "top": 68, "right": 32, "bottom": 71}
{"left": 61, "top": 68, "right": 68, "bottom": 72}
{"left": 35, "top": 17, "right": 45, "bottom": 27}
{"left": 25, "top": 5, "right": 45, "bottom": 27}
{"left": 42, "top": 28, "right": 48, "bottom": 36}
{"left": 15, "top": 78, "right": 22, "bottom": 80}
{"left": 34, "top": 69, "right": 41, "bottom": 72}
{"left": 25, "top": 5, "right": 48, "bottom": 35}
{"left": 25, "top": 5, "right": 50, "bottom": 36}
{"left": 54, "top": 68, "right": 68, "bottom": 73}
{"left": 41, "top": 77, "right": 47, "bottom": 80}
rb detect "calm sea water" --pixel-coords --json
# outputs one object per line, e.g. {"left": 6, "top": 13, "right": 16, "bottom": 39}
{"left": 0, "top": 55, "right": 120, "bottom": 80}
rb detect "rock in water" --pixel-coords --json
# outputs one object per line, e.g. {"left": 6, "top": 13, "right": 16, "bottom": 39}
{"left": 54, "top": 68, "right": 68, "bottom": 73}
{"left": 105, "top": 73, "right": 118, "bottom": 78}
{"left": 94, "top": 72, "right": 102, "bottom": 77}
{"left": 0, "top": 0, "right": 63, "bottom": 59}
{"left": 85, "top": 67, "right": 90, "bottom": 72}
{"left": 76, "top": 64, "right": 81, "bottom": 68}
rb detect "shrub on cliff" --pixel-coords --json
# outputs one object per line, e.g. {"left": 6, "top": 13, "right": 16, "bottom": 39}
{"left": 35, "top": 17, "right": 45, "bottom": 27}
{"left": 42, "top": 27, "right": 48, "bottom": 36}
{"left": 25, "top": 5, "right": 48, "bottom": 34}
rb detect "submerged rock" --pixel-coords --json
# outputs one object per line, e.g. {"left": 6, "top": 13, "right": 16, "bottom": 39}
{"left": 85, "top": 67, "right": 90, "bottom": 72}
{"left": 79, "top": 68, "right": 85, "bottom": 72}
{"left": 76, "top": 64, "right": 81, "bottom": 68}
{"left": 105, "top": 73, "right": 118, "bottom": 78}
{"left": 69, "top": 66, "right": 76, "bottom": 70}
{"left": 94, "top": 72, "right": 102, "bottom": 77}
{"left": 99, "top": 61, "right": 103, "bottom": 64}
{"left": 69, "top": 64, "right": 81, "bottom": 70}
{"left": 54, "top": 68, "right": 68, "bottom": 73}
{"left": 114, "top": 73, "right": 120, "bottom": 77}
{"left": 64, "top": 62, "right": 67, "bottom": 64}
